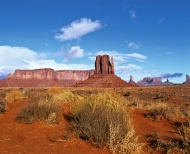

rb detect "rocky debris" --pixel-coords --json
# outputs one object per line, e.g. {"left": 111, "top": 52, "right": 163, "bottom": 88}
{"left": 76, "top": 55, "right": 137, "bottom": 88}
{"left": 138, "top": 77, "right": 173, "bottom": 86}
{"left": 95, "top": 55, "right": 114, "bottom": 74}
{"left": 0, "top": 69, "right": 94, "bottom": 87}
{"left": 183, "top": 75, "right": 190, "bottom": 84}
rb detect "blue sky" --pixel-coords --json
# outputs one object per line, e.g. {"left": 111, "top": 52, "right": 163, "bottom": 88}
{"left": 0, "top": 0, "right": 189, "bottom": 83}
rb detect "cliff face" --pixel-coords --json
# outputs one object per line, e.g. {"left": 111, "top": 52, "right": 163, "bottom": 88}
{"left": 8, "top": 68, "right": 94, "bottom": 81}
{"left": 0, "top": 68, "right": 95, "bottom": 87}
{"left": 94, "top": 55, "right": 114, "bottom": 74}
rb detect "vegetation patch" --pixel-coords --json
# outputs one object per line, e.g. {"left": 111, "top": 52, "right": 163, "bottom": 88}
{"left": 69, "top": 91, "right": 143, "bottom": 154}
{"left": 144, "top": 102, "right": 169, "bottom": 121}
{"left": 0, "top": 100, "right": 8, "bottom": 114}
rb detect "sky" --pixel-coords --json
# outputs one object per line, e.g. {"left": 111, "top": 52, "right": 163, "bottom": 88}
{"left": 0, "top": 0, "right": 189, "bottom": 83}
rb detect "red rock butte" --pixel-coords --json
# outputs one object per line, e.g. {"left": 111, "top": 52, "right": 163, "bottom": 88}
{"left": 0, "top": 54, "right": 138, "bottom": 87}
{"left": 76, "top": 55, "right": 138, "bottom": 87}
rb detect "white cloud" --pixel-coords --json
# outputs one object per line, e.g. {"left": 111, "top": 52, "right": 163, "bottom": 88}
{"left": 129, "top": 10, "right": 136, "bottom": 19}
{"left": 126, "top": 53, "right": 147, "bottom": 60}
{"left": 92, "top": 50, "right": 147, "bottom": 64}
{"left": 128, "top": 42, "right": 140, "bottom": 49}
{"left": 62, "top": 45, "right": 84, "bottom": 60}
{"left": 0, "top": 46, "right": 93, "bottom": 76}
{"left": 55, "top": 18, "right": 102, "bottom": 41}
{"left": 116, "top": 64, "right": 142, "bottom": 71}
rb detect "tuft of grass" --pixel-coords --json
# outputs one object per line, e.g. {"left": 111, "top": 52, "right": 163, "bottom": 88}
{"left": 178, "top": 119, "right": 190, "bottom": 153}
{"left": 17, "top": 98, "right": 59, "bottom": 124}
{"left": 0, "top": 100, "right": 8, "bottom": 114}
{"left": 145, "top": 101, "right": 169, "bottom": 121}
{"left": 5, "top": 90, "right": 23, "bottom": 103}
{"left": 69, "top": 91, "right": 143, "bottom": 154}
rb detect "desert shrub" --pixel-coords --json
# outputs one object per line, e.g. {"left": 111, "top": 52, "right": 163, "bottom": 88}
{"left": 5, "top": 90, "right": 23, "bottom": 103}
{"left": 17, "top": 96, "right": 59, "bottom": 124}
{"left": 70, "top": 91, "right": 143, "bottom": 154}
{"left": 0, "top": 100, "right": 8, "bottom": 114}
{"left": 47, "top": 87, "right": 62, "bottom": 95}
{"left": 145, "top": 102, "right": 169, "bottom": 120}
{"left": 0, "top": 90, "right": 6, "bottom": 99}
{"left": 178, "top": 120, "right": 190, "bottom": 153}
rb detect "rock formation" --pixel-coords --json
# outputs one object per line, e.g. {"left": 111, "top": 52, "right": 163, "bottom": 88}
{"left": 0, "top": 69, "right": 94, "bottom": 87}
{"left": 95, "top": 55, "right": 114, "bottom": 74}
{"left": 76, "top": 55, "right": 137, "bottom": 87}
{"left": 183, "top": 75, "right": 190, "bottom": 84}
{"left": 129, "top": 75, "right": 139, "bottom": 87}
{"left": 138, "top": 77, "right": 173, "bottom": 86}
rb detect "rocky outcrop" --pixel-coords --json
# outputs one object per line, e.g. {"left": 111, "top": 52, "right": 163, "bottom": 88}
{"left": 94, "top": 55, "right": 114, "bottom": 74}
{"left": 138, "top": 77, "right": 173, "bottom": 86}
{"left": 129, "top": 75, "right": 139, "bottom": 87}
{"left": 76, "top": 55, "right": 136, "bottom": 88}
{"left": 183, "top": 75, "right": 190, "bottom": 84}
{"left": 0, "top": 69, "right": 94, "bottom": 87}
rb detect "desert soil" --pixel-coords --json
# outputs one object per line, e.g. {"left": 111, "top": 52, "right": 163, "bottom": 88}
{"left": 0, "top": 85, "right": 189, "bottom": 154}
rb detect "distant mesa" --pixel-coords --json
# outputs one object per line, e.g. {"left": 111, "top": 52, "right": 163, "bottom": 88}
{"left": 76, "top": 55, "right": 138, "bottom": 87}
{"left": 138, "top": 77, "right": 173, "bottom": 86}
{"left": 0, "top": 69, "right": 94, "bottom": 87}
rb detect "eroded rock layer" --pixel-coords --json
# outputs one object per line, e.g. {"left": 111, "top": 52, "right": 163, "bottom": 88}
{"left": 0, "top": 69, "right": 94, "bottom": 87}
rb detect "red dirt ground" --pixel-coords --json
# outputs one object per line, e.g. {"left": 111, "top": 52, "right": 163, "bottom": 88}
{"left": 0, "top": 100, "right": 110, "bottom": 154}
{"left": 0, "top": 86, "right": 188, "bottom": 154}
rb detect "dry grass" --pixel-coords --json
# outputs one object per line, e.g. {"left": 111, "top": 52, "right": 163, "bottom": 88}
{"left": 5, "top": 90, "right": 23, "bottom": 103}
{"left": 0, "top": 100, "right": 8, "bottom": 114}
{"left": 144, "top": 101, "right": 170, "bottom": 121}
{"left": 69, "top": 91, "right": 143, "bottom": 154}
{"left": 17, "top": 96, "right": 59, "bottom": 124}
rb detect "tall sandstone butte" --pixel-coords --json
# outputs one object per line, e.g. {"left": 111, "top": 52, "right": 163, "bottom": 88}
{"left": 94, "top": 55, "right": 114, "bottom": 74}
{"left": 76, "top": 55, "right": 138, "bottom": 87}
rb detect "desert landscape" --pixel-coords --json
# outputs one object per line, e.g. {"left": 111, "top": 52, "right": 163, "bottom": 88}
{"left": 1, "top": 1, "right": 189, "bottom": 153}
{"left": 0, "top": 55, "right": 189, "bottom": 154}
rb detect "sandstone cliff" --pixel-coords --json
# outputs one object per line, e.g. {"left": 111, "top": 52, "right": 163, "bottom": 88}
{"left": 8, "top": 68, "right": 94, "bottom": 81}
{"left": 0, "top": 68, "right": 94, "bottom": 87}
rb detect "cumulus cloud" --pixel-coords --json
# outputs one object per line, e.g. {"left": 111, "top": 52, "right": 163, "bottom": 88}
{"left": 128, "top": 42, "right": 140, "bottom": 49}
{"left": 55, "top": 18, "right": 102, "bottom": 41}
{"left": 62, "top": 45, "right": 84, "bottom": 60}
{"left": 0, "top": 46, "right": 93, "bottom": 76}
{"left": 161, "top": 73, "right": 183, "bottom": 79}
{"left": 129, "top": 10, "right": 136, "bottom": 19}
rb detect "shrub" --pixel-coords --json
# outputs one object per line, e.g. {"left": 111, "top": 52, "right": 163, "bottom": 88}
{"left": 0, "top": 100, "right": 8, "bottom": 114}
{"left": 69, "top": 91, "right": 143, "bottom": 154}
{"left": 178, "top": 120, "right": 190, "bottom": 153}
{"left": 145, "top": 102, "right": 169, "bottom": 121}
{"left": 47, "top": 87, "right": 62, "bottom": 95}
{"left": 5, "top": 90, "right": 23, "bottom": 103}
{"left": 17, "top": 95, "right": 59, "bottom": 124}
